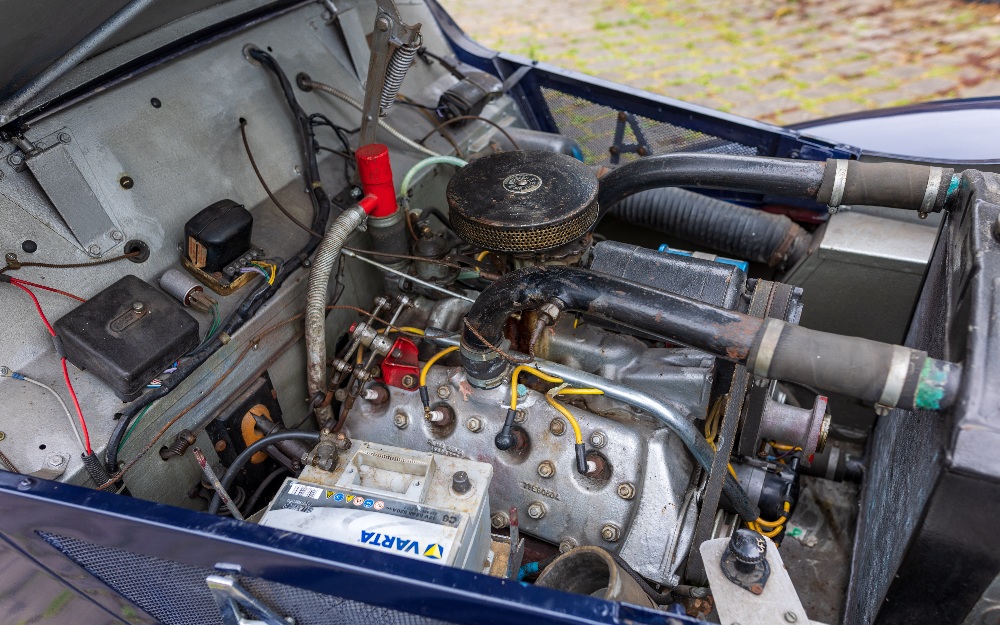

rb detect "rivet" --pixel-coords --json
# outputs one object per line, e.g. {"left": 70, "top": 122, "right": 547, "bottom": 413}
{"left": 119, "top": 175, "right": 134, "bottom": 189}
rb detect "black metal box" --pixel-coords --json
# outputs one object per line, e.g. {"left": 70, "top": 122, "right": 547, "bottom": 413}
{"left": 54, "top": 275, "right": 199, "bottom": 401}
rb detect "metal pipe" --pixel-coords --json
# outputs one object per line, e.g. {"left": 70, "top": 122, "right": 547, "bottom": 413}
{"left": 193, "top": 448, "right": 243, "bottom": 520}
{"left": 341, "top": 248, "right": 475, "bottom": 302}
{"left": 0, "top": 0, "right": 156, "bottom": 124}
{"left": 427, "top": 333, "right": 760, "bottom": 521}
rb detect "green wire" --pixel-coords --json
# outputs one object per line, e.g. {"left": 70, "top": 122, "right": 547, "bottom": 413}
{"left": 119, "top": 404, "right": 152, "bottom": 450}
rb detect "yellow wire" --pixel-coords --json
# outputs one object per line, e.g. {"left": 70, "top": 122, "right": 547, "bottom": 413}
{"left": 544, "top": 395, "right": 584, "bottom": 445}
{"left": 702, "top": 396, "right": 790, "bottom": 531}
{"left": 476, "top": 250, "right": 490, "bottom": 262}
{"left": 769, "top": 441, "right": 802, "bottom": 452}
{"left": 420, "top": 345, "right": 459, "bottom": 386}
{"left": 554, "top": 388, "right": 604, "bottom": 396}
{"left": 509, "top": 365, "right": 563, "bottom": 411}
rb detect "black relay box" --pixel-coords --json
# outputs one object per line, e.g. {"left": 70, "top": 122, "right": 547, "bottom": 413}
{"left": 54, "top": 275, "right": 199, "bottom": 401}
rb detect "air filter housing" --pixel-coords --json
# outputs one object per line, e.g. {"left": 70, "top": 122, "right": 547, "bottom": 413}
{"left": 446, "top": 150, "right": 599, "bottom": 253}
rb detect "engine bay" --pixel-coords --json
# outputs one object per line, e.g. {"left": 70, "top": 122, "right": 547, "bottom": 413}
{"left": 0, "top": 2, "right": 997, "bottom": 624}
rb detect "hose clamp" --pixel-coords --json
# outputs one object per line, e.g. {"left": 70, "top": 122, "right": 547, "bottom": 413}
{"left": 828, "top": 160, "right": 848, "bottom": 214}
{"left": 878, "top": 345, "right": 911, "bottom": 408}
{"left": 750, "top": 319, "right": 785, "bottom": 378}
{"left": 919, "top": 167, "right": 944, "bottom": 219}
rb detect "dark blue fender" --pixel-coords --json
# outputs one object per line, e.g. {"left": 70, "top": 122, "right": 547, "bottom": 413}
{"left": 0, "top": 473, "right": 702, "bottom": 625}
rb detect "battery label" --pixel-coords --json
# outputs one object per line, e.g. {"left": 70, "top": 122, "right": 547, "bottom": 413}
{"left": 261, "top": 479, "right": 463, "bottom": 564}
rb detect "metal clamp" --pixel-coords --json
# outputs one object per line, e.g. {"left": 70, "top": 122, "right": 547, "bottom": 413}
{"left": 918, "top": 166, "right": 944, "bottom": 219}
{"left": 827, "top": 159, "right": 848, "bottom": 213}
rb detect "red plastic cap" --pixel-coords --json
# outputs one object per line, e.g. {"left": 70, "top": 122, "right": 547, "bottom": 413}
{"left": 355, "top": 144, "right": 398, "bottom": 218}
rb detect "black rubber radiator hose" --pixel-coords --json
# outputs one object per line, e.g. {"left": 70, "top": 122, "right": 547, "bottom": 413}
{"left": 461, "top": 266, "right": 961, "bottom": 413}
{"left": 597, "top": 153, "right": 955, "bottom": 215}
{"left": 608, "top": 187, "right": 812, "bottom": 268}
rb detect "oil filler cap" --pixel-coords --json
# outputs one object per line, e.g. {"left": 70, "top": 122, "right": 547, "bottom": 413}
{"left": 446, "top": 150, "right": 599, "bottom": 253}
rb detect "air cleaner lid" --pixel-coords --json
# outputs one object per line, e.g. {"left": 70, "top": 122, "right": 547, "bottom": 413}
{"left": 446, "top": 150, "right": 599, "bottom": 253}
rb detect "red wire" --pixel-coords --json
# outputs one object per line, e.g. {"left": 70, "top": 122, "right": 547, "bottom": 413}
{"left": 9, "top": 278, "right": 86, "bottom": 303}
{"left": 11, "top": 281, "right": 92, "bottom": 454}
{"left": 12, "top": 281, "right": 56, "bottom": 336}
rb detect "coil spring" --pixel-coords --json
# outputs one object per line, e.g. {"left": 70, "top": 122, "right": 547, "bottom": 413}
{"left": 379, "top": 37, "right": 420, "bottom": 115}
{"left": 82, "top": 452, "right": 111, "bottom": 486}
{"left": 160, "top": 429, "right": 197, "bottom": 460}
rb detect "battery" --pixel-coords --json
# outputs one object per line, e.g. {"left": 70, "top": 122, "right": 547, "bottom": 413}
{"left": 260, "top": 441, "right": 493, "bottom": 572}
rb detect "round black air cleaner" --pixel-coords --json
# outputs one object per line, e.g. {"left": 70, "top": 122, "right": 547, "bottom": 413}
{"left": 446, "top": 150, "right": 599, "bottom": 253}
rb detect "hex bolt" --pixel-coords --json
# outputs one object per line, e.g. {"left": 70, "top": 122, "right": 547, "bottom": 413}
{"left": 589, "top": 430, "right": 607, "bottom": 449}
{"left": 58, "top": 132, "right": 71, "bottom": 144}
{"left": 400, "top": 374, "right": 416, "bottom": 389}
{"left": 537, "top": 460, "right": 555, "bottom": 479}
{"left": 617, "top": 482, "right": 636, "bottom": 500}
{"left": 466, "top": 417, "right": 483, "bottom": 433}
{"left": 526, "top": 502, "right": 546, "bottom": 520}
{"left": 491, "top": 511, "right": 510, "bottom": 529}
{"left": 87, "top": 244, "right": 102, "bottom": 256}
{"left": 393, "top": 412, "right": 408, "bottom": 429}
{"left": 784, "top": 612, "right": 798, "bottom": 623}
{"left": 132, "top": 301, "right": 145, "bottom": 313}
{"left": 375, "top": 16, "right": 390, "bottom": 31}
{"left": 47, "top": 454, "right": 66, "bottom": 468}
{"left": 436, "top": 385, "right": 452, "bottom": 400}
{"left": 8, "top": 153, "right": 24, "bottom": 167}
{"left": 549, "top": 418, "right": 566, "bottom": 436}
{"left": 601, "top": 523, "right": 621, "bottom": 542}
{"left": 110, "top": 230, "right": 124, "bottom": 242}
{"left": 558, "top": 538, "right": 578, "bottom": 553}
{"left": 514, "top": 409, "right": 526, "bottom": 424}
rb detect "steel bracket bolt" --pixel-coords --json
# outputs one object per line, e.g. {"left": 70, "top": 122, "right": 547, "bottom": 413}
{"left": 589, "top": 430, "right": 607, "bottom": 449}
{"left": 436, "top": 385, "right": 452, "bottom": 400}
{"left": 110, "top": 230, "right": 124, "bottom": 242}
{"left": 491, "top": 511, "right": 510, "bottom": 529}
{"left": 537, "top": 460, "right": 555, "bottom": 479}
{"left": 466, "top": 417, "right": 483, "bottom": 433}
{"left": 601, "top": 523, "right": 621, "bottom": 542}
{"left": 558, "top": 538, "right": 578, "bottom": 553}
{"left": 616, "top": 482, "right": 636, "bottom": 500}
{"left": 58, "top": 132, "right": 71, "bottom": 144}
{"left": 400, "top": 374, "right": 416, "bottom": 389}
{"left": 526, "top": 502, "right": 546, "bottom": 519}
{"left": 87, "top": 244, "right": 102, "bottom": 256}
{"left": 393, "top": 412, "right": 408, "bottom": 429}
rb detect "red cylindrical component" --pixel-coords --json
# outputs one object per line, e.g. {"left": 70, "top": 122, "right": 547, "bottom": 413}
{"left": 355, "top": 144, "right": 398, "bottom": 218}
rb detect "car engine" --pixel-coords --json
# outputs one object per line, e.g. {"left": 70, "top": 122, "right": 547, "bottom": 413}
{"left": 0, "top": 1, "right": 994, "bottom": 624}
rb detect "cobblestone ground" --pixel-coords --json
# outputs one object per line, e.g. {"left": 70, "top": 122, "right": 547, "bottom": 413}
{"left": 439, "top": 0, "right": 1000, "bottom": 125}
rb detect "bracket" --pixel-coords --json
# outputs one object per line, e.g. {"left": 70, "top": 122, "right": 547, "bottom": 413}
{"left": 206, "top": 573, "right": 292, "bottom": 625}
{"left": 13, "top": 127, "right": 124, "bottom": 257}
{"left": 609, "top": 111, "right": 651, "bottom": 165}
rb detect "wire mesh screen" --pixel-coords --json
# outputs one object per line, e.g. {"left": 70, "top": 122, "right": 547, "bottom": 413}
{"left": 38, "top": 532, "right": 452, "bottom": 625}
{"left": 540, "top": 87, "right": 759, "bottom": 166}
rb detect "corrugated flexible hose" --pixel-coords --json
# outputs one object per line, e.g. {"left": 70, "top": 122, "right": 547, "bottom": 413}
{"left": 610, "top": 187, "right": 812, "bottom": 268}
{"left": 306, "top": 206, "right": 369, "bottom": 427}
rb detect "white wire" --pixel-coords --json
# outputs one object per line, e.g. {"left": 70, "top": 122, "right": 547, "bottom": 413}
{"left": 17, "top": 374, "right": 86, "bottom": 451}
